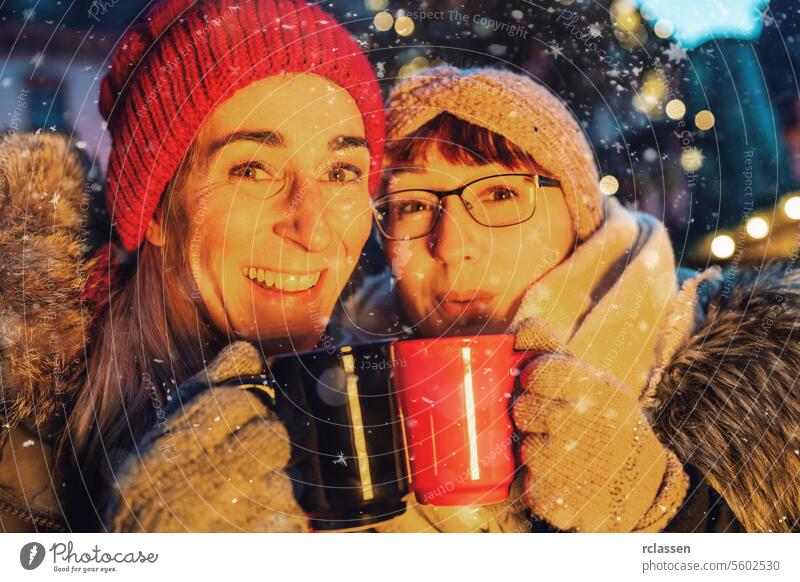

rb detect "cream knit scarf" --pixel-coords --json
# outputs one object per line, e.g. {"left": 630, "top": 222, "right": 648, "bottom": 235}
{"left": 510, "top": 197, "right": 712, "bottom": 403}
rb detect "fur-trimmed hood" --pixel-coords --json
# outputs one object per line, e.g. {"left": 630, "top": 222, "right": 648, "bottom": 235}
{"left": 0, "top": 132, "right": 93, "bottom": 429}
{"left": 653, "top": 263, "right": 800, "bottom": 532}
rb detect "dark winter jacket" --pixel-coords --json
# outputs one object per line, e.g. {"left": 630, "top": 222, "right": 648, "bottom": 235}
{"left": 0, "top": 133, "right": 797, "bottom": 532}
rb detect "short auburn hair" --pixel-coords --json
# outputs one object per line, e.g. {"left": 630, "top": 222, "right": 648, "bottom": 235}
{"left": 384, "top": 112, "right": 544, "bottom": 171}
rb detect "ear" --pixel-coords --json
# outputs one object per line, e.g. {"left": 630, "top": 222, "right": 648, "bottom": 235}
{"left": 144, "top": 213, "right": 165, "bottom": 247}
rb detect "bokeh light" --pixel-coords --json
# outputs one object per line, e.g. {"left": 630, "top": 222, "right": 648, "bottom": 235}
{"left": 665, "top": 99, "right": 686, "bottom": 120}
{"left": 783, "top": 196, "right": 800, "bottom": 220}
{"left": 373, "top": 11, "right": 394, "bottom": 32}
{"left": 680, "top": 147, "right": 704, "bottom": 172}
{"left": 711, "top": 235, "right": 736, "bottom": 259}
{"left": 600, "top": 175, "right": 620, "bottom": 196}
{"left": 394, "top": 15, "right": 414, "bottom": 36}
{"left": 745, "top": 216, "right": 769, "bottom": 239}
{"left": 364, "top": 0, "right": 389, "bottom": 11}
{"left": 695, "top": 110, "right": 716, "bottom": 131}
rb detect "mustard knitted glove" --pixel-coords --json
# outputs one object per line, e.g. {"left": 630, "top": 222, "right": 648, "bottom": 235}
{"left": 105, "top": 342, "right": 308, "bottom": 532}
{"left": 513, "top": 354, "right": 688, "bottom": 532}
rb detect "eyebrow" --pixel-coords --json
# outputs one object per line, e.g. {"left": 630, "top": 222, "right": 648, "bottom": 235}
{"left": 207, "top": 132, "right": 367, "bottom": 157}
{"left": 387, "top": 166, "right": 427, "bottom": 176}
{"left": 329, "top": 135, "right": 368, "bottom": 152}
{"left": 208, "top": 130, "right": 287, "bottom": 156}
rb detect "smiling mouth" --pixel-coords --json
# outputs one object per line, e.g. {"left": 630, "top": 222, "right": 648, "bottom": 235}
{"left": 241, "top": 267, "right": 323, "bottom": 292}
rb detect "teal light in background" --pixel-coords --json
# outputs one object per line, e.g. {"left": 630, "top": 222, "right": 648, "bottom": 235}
{"left": 635, "top": 0, "right": 770, "bottom": 49}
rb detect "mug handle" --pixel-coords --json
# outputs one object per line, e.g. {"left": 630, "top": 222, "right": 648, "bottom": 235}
{"left": 511, "top": 349, "right": 542, "bottom": 378}
{"left": 223, "top": 373, "right": 278, "bottom": 411}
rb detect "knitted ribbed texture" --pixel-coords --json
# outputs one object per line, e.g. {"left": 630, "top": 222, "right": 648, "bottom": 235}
{"left": 508, "top": 200, "right": 696, "bottom": 532}
{"left": 510, "top": 199, "right": 681, "bottom": 396}
{"left": 84, "top": 0, "right": 385, "bottom": 313}
{"left": 513, "top": 354, "right": 687, "bottom": 532}
{"left": 106, "top": 342, "right": 308, "bottom": 532}
{"left": 385, "top": 66, "right": 604, "bottom": 242}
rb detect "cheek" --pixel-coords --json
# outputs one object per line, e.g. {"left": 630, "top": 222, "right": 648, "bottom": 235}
{"left": 485, "top": 226, "right": 568, "bottom": 295}
{"left": 387, "top": 240, "right": 432, "bottom": 281}
{"left": 191, "top": 198, "right": 275, "bottom": 278}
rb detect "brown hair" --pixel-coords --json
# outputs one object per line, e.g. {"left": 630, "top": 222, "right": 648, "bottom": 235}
{"left": 63, "top": 145, "right": 227, "bottom": 527}
{"left": 384, "top": 112, "right": 543, "bottom": 171}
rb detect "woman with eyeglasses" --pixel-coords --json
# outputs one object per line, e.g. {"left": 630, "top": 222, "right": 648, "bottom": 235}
{"left": 347, "top": 67, "right": 799, "bottom": 533}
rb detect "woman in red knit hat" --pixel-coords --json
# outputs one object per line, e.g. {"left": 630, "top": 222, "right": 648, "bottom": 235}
{"left": 0, "top": 0, "right": 384, "bottom": 532}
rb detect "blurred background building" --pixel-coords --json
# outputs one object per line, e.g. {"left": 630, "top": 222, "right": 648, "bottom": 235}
{"left": 2, "top": 0, "right": 799, "bottom": 268}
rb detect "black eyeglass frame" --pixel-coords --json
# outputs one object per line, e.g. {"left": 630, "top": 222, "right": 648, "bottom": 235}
{"left": 372, "top": 173, "right": 562, "bottom": 241}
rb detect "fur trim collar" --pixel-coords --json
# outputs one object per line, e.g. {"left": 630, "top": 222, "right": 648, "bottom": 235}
{"left": 0, "top": 133, "right": 92, "bottom": 428}
{"left": 653, "top": 262, "right": 800, "bottom": 532}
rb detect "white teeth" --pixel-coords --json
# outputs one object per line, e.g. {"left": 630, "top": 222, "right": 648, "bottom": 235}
{"left": 243, "top": 267, "right": 321, "bottom": 292}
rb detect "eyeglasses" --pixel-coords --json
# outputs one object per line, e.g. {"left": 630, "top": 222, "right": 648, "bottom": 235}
{"left": 373, "top": 173, "right": 561, "bottom": 241}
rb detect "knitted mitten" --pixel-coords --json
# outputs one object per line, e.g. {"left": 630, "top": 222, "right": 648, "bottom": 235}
{"left": 105, "top": 342, "right": 308, "bottom": 532}
{"left": 513, "top": 354, "right": 688, "bottom": 532}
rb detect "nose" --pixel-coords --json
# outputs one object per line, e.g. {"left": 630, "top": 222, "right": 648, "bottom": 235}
{"left": 273, "top": 171, "right": 332, "bottom": 253}
{"left": 430, "top": 196, "right": 482, "bottom": 265}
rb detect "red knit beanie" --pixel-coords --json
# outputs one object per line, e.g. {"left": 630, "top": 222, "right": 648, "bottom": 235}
{"left": 84, "top": 0, "right": 384, "bottom": 314}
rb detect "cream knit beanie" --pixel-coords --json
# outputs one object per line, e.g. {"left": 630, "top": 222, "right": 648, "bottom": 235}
{"left": 386, "top": 66, "right": 604, "bottom": 241}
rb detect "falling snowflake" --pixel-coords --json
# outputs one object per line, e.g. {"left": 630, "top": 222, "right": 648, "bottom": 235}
{"left": 375, "top": 61, "right": 386, "bottom": 79}
{"left": 587, "top": 23, "right": 602, "bottom": 38}
{"left": 664, "top": 43, "right": 688, "bottom": 64}
{"left": 22, "top": 439, "right": 35, "bottom": 448}
{"left": 29, "top": 52, "right": 45, "bottom": 71}
{"left": 333, "top": 452, "right": 347, "bottom": 466}
{"left": 549, "top": 41, "right": 564, "bottom": 60}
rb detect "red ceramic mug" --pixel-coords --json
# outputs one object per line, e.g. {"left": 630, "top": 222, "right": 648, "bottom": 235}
{"left": 390, "top": 335, "right": 536, "bottom": 506}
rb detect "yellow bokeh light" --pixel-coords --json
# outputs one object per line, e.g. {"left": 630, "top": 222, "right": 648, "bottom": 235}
{"left": 681, "top": 147, "right": 704, "bottom": 172}
{"left": 395, "top": 15, "right": 414, "bottom": 36}
{"left": 373, "top": 11, "right": 393, "bottom": 31}
{"left": 665, "top": 99, "right": 686, "bottom": 120}
{"left": 611, "top": 0, "right": 642, "bottom": 33}
{"left": 745, "top": 217, "right": 769, "bottom": 239}
{"left": 695, "top": 110, "right": 716, "bottom": 131}
{"left": 599, "top": 175, "right": 620, "bottom": 196}
{"left": 365, "top": 0, "right": 389, "bottom": 11}
{"left": 634, "top": 70, "right": 667, "bottom": 113}
{"left": 642, "top": 71, "right": 666, "bottom": 100}
{"left": 711, "top": 235, "right": 736, "bottom": 259}
{"left": 784, "top": 196, "right": 800, "bottom": 220}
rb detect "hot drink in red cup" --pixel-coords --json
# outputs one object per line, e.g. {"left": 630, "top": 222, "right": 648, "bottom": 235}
{"left": 390, "top": 334, "right": 535, "bottom": 506}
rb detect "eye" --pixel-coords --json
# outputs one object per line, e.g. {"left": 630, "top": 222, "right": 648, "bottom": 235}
{"left": 396, "top": 200, "right": 436, "bottom": 216}
{"left": 483, "top": 187, "right": 519, "bottom": 202}
{"left": 326, "top": 163, "right": 363, "bottom": 183}
{"left": 229, "top": 161, "right": 273, "bottom": 181}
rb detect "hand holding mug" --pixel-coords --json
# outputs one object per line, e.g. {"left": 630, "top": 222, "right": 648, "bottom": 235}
{"left": 513, "top": 353, "right": 688, "bottom": 532}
